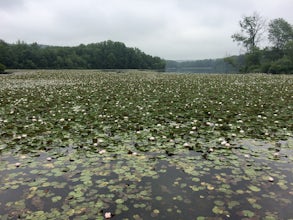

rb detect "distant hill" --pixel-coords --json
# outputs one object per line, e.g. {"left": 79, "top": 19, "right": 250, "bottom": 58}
{"left": 0, "top": 39, "right": 165, "bottom": 70}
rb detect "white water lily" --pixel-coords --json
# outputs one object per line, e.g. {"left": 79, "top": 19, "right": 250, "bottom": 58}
{"left": 273, "top": 152, "right": 280, "bottom": 158}
{"left": 208, "top": 148, "right": 214, "bottom": 152}
{"left": 183, "top": 143, "right": 190, "bottom": 147}
{"left": 98, "top": 149, "right": 106, "bottom": 154}
{"left": 149, "top": 136, "right": 155, "bottom": 141}
{"left": 221, "top": 140, "right": 227, "bottom": 146}
{"left": 46, "top": 157, "right": 52, "bottom": 161}
{"left": 104, "top": 212, "right": 112, "bottom": 219}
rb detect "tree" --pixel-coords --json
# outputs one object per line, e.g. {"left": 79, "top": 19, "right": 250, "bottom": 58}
{"left": 0, "top": 63, "right": 6, "bottom": 73}
{"left": 243, "top": 47, "right": 262, "bottom": 72}
{"left": 284, "top": 41, "right": 293, "bottom": 58}
{"left": 232, "top": 12, "right": 266, "bottom": 52}
{"left": 268, "top": 18, "right": 293, "bottom": 50}
{"left": 269, "top": 56, "right": 293, "bottom": 74}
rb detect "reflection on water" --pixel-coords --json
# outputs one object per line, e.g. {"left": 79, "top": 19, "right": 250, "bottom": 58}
{"left": 0, "top": 139, "right": 292, "bottom": 219}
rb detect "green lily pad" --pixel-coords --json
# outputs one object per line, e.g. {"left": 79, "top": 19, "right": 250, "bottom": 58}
{"left": 248, "top": 185, "right": 261, "bottom": 192}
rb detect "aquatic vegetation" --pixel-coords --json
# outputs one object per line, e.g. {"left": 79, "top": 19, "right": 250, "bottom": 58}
{"left": 0, "top": 70, "right": 292, "bottom": 219}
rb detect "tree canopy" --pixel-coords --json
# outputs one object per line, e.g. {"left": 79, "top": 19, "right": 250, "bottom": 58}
{"left": 231, "top": 12, "right": 266, "bottom": 52}
{"left": 0, "top": 63, "right": 6, "bottom": 73}
{"left": 268, "top": 18, "right": 293, "bottom": 50}
{"left": 0, "top": 40, "right": 166, "bottom": 70}
{"left": 230, "top": 13, "right": 293, "bottom": 74}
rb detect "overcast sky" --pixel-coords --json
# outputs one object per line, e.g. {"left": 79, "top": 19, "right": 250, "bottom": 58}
{"left": 0, "top": 0, "right": 292, "bottom": 60}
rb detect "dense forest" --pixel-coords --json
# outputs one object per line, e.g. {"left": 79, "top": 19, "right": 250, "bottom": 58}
{"left": 0, "top": 40, "right": 165, "bottom": 71}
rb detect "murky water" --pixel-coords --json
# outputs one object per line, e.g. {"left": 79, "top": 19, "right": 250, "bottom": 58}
{"left": 0, "top": 139, "right": 293, "bottom": 219}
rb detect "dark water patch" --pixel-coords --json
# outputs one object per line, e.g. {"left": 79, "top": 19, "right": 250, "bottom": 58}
{"left": 0, "top": 139, "right": 293, "bottom": 219}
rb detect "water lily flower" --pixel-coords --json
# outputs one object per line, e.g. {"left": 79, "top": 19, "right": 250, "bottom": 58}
{"left": 183, "top": 143, "right": 190, "bottom": 147}
{"left": 221, "top": 140, "right": 227, "bottom": 145}
{"left": 268, "top": 176, "right": 274, "bottom": 182}
{"left": 208, "top": 148, "right": 214, "bottom": 153}
{"left": 104, "top": 212, "right": 112, "bottom": 219}
{"left": 46, "top": 157, "right": 52, "bottom": 161}
{"left": 149, "top": 136, "right": 155, "bottom": 141}
{"left": 273, "top": 152, "right": 279, "bottom": 158}
{"left": 206, "top": 122, "right": 212, "bottom": 126}
{"left": 99, "top": 149, "right": 106, "bottom": 154}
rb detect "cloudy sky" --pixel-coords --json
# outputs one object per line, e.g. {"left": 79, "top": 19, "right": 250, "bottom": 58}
{"left": 0, "top": 0, "right": 292, "bottom": 60}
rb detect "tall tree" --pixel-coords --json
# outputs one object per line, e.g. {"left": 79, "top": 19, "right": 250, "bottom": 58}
{"left": 232, "top": 12, "right": 266, "bottom": 52}
{"left": 268, "top": 18, "right": 293, "bottom": 50}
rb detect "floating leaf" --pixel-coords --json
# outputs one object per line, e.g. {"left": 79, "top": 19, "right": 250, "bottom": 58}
{"left": 115, "top": 199, "right": 124, "bottom": 204}
{"left": 212, "top": 206, "right": 224, "bottom": 215}
{"left": 248, "top": 185, "right": 261, "bottom": 192}
{"left": 242, "top": 210, "right": 255, "bottom": 218}
{"left": 52, "top": 196, "right": 62, "bottom": 203}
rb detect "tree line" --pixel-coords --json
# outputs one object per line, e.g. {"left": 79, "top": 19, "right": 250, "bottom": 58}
{"left": 0, "top": 40, "right": 166, "bottom": 72}
{"left": 227, "top": 13, "right": 293, "bottom": 74}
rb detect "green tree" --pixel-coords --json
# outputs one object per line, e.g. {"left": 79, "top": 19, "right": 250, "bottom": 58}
{"left": 268, "top": 18, "right": 293, "bottom": 50}
{"left": 0, "top": 63, "right": 6, "bottom": 73}
{"left": 232, "top": 12, "right": 266, "bottom": 52}
{"left": 284, "top": 41, "right": 293, "bottom": 58}
{"left": 243, "top": 48, "right": 262, "bottom": 72}
{"left": 269, "top": 56, "right": 293, "bottom": 74}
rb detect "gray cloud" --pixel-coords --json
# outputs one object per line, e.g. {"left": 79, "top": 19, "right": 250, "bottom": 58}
{"left": 0, "top": 0, "right": 292, "bottom": 60}
{"left": 0, "top": 0, "right": 25, "bottom": 10}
